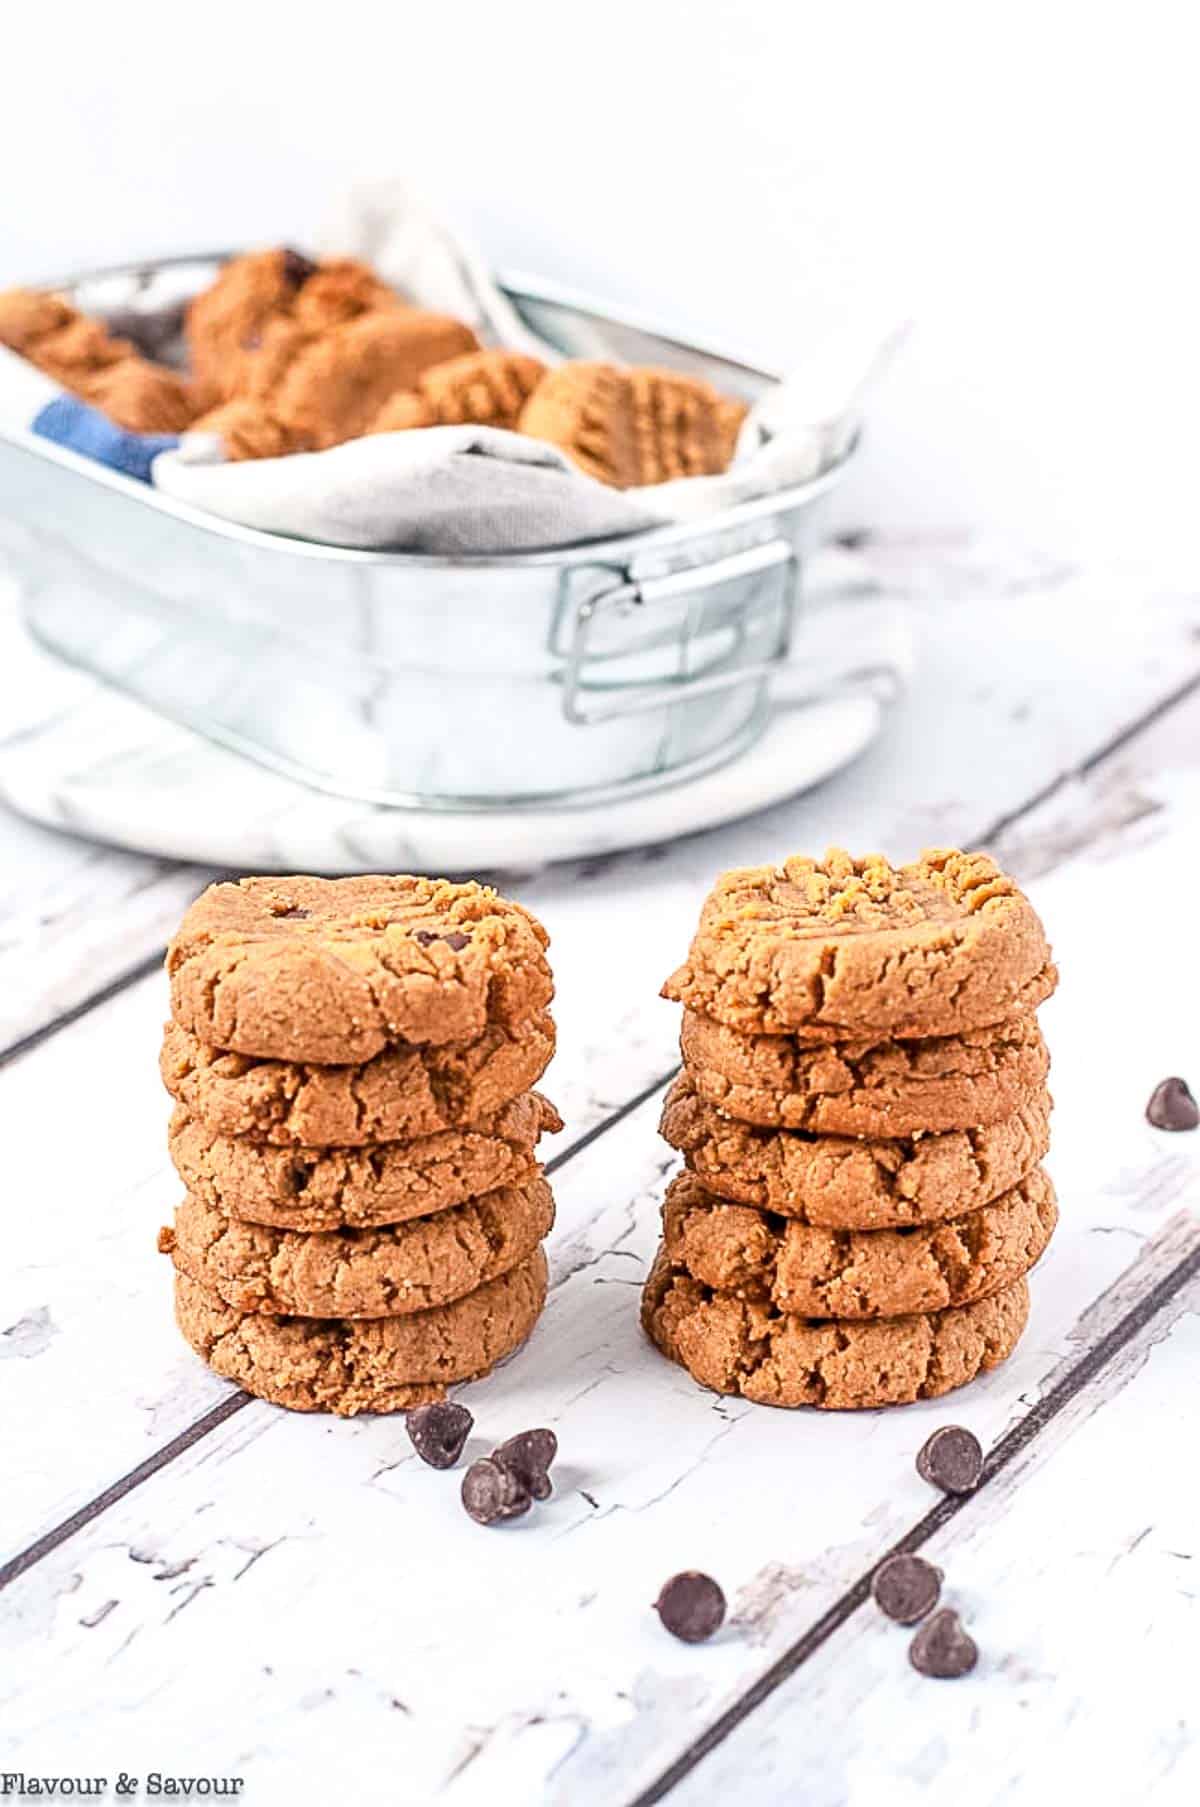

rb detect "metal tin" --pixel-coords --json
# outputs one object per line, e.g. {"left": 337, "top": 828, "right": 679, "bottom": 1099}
{"left": 0, "top": 255, "right": 855, "bottom": 811}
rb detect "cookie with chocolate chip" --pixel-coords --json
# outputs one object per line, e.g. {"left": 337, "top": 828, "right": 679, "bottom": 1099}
{"left": 167, "top": 1093, "right": 559, "bottom": 1231}
{"left": 659, "top": 1166, "right": 1056, "bottom": 1319}
{"left": 679, "top": 1008, "right": 1049, "bottom": 1136}
{"left": 175, "top": 1247, "right": 548, "bottom": 1416}
{"left": 642, "top": 1249, "right": 1029, "bottom": 1409}
{"left": 166, "top": 875, "right": 553, "bottom": 1062}
{"left": 663, "top": 849, "right": 1056, "bottom": 1041}
{"left": 660, "top": 1073, "right": 1051, "bottom": 1230}
{"left": 163, "top": 1174, "right": 554, "bottom": 1317}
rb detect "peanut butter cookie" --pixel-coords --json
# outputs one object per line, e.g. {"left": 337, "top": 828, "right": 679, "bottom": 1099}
{"left": 163, "top": 1175, "right": 554, "bottom": 1317}
{"left": 272, "top": 311, "right": 480, "bottom": 448}
{"left": 660, "top": 1074, "right": 1051, "bottom": 1229}
{"left": 167, "top": 1094, "right": 560, "bottom": 1231}
{"left": 642, "top": 1250, "right": 1028, "bottom": 1409}
{"left": 0, "top": 287, "right": 75, "bottom": 355}
{"left": 79, "top": 359, "right": 198, "bottom": 433}
{"left": 189, "top": 397, "right": 316, "bottom": 461}
{"left": 663, "top": 849, "right": 1056, "bottom": 1040}
{"left": 175, "top": 1248, "right": 548, "bottom": 1415}
{"left": 166, "top": 875, "right": 553, "bottom": 1062}
{"left": 370, "top": 351, "right": 547, "bottom": 435}
{"left": 160, "top": 1012, "right": 555, "bottom": 1146}
{"left": 680, "top": 1008, "right": 1049, "bottom": 1135}
{"left": 660, "top": 1167, "right": 1056, "bottom": 1319}
{"left": 518, "top": 361, "right": 747, "bottom": 488}
{"left": 184, "top": 249, "right": 319, "bottom": 402}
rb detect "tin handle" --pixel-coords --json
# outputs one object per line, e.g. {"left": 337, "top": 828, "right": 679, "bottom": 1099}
{"left": 560, "top": 538, "right": 796, "bottom": 727}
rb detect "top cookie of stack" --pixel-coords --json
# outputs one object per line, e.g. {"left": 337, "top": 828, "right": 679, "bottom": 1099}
{"left": 647, "top": 849, "right": 1059, "bottom": 1410}
{"left": 159, "top": 875, "right": 560, "bottom": 1416}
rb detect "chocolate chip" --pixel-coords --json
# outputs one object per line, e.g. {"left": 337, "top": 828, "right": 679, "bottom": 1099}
{"left": 413, "top": 929, "right": 438, "bottom": 946}
{"left": 274, "top": 906, "right": 311, "bottom": 920}
{"left": 909, "top": 1608, "right": 978, "bottom": 1678}
{"left": 1146, "top": 1076, "right": 1199, "bottom": 1132}
{"left": 281, "top": 247, "right": 319, "bottom": 288}
{"left": 406, "top": 1401, "right": 473, "bottom": 1470}
{"left": 461, "top": 1457, "right": 532, "bottom": 1525}
{"left": 493, "top": 1428, "right": 557, "bottom": 1500}
{"left": 916, "top": 1425, "right": 983, "bottom": 1495}
{"left": 654, "top": 1571, "right": 726, "bottom": 1643}
{"left": 871, "top": 1553, "right": 942, "bottom": 1624}
{"left": 442, "top": 931, "right": 471, "bottom": 952}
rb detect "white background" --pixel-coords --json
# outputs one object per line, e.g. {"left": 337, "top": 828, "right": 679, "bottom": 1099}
{"left": 2, "top": 1, "right": 1196, "bottom": 561}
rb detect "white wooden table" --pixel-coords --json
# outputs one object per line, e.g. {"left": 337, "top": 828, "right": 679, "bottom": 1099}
{"left": 3, "top": 533, "right": 1199, "bottom": 1807}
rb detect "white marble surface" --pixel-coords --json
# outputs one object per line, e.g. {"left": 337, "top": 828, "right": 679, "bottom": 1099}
{"left": 2, "top": 533, "right": 1199, "bottom": 1807}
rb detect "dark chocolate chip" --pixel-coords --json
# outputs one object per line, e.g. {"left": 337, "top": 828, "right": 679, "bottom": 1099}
{"left": 908, "top": 1608, "right": 978, "bottom": 1678}
{"left": 871, "top": 1553, "right": 943, "bottom": 1624}
{"left": 442, "top": 931, "right": 471, "bottom": 952}
{"left": 274, "top": 906, "right": 311, "bottom": 920}
{"left": 461, "top": 1457, "right": 532, "bottom": 1525}
{"left": 413, "top": 929, "right": 438, "bottom": 946}
{"left": 406, "top": 1401, "right": 473, "bottom": 1470}
{"left": 281, "top": 247, "right": 319, "bottom": 288}
{"left": 654, "top": 1571, "right": 726, "bottom": 1643}
{"left": 916, "top": 1425, "right": 983, "bottom": 1495}
{"left": 493, "top": 1428, "right": 557, "bottom": 1501}
{"left": 1146, "top": 1076, "right": 1199, "bottom": 1132}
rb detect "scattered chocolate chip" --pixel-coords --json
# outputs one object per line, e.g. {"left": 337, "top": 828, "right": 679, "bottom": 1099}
{"left": 493, "top": 1428, "right": 557, "bottom": 1500}
{"left": 1146, "top": 1076, "right": 1199, "bottom": 1132}
{"left": 871, "top": 1553, "right": 942, "bottom": 1624}
{"left": 654, "top": 1571, "right": 726, "bottom": 1643}
{"left": 274, "top": 906, "right": 311, "bottom": 920}
{"left": 461, "top": 1457, "right": 532, "bottom": 1525}
{"left": 281, "top": 247, "right": 319, "bottom": 288}
{"left": 916, "top": 1425, "right": 983, "bottom": 1495}
{"left": 442, "top": 931, "right": 471, "bottom": 952}
{"left": 413, "top": 929, "right": 438, "bottom": 946}
{"left": 908, "top": 1608, "right": 978, "bottom": 1678}
{"left": 406, "top": 1401, "right": 473, "bottom": 1470}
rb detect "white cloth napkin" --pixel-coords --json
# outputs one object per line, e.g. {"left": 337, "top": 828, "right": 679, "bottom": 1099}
{"left": 7, "top": 178, "right": 902, "bottom": 553}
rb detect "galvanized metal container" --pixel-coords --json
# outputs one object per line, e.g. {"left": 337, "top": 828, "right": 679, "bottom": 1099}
{"left": 0, "top": 255, "right": 855, "bottom": 810}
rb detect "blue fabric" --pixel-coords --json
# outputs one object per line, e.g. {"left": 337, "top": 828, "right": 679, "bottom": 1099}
{"left": 32, "top": 395, "right": 178, "bottom": 484}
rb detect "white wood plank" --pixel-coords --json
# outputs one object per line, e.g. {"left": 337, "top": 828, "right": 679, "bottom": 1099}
{"left": 4, "top": 797, "right": 1198, "bottom": 1804}
{"left": 666, "top": 1215, "right": 1200, "bottom": 1807}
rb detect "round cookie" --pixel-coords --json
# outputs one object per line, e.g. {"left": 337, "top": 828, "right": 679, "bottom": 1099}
{"left": 160, "top": 1012, "right": 555, "bottom": 1147}
{"left": 680, "top": 1008, "right": 1049, "bottom": 1135}
{"left": 175, "top": 1248, "right": 548, "bottom": 1416}
{"left": 167, "top": 1094, "right": 560, "bottom": 1231}
{"left": 660, "top": 1075, "right": 1051, "bottom": 1229}
{"left": 164, "top": 1176, "right": 554, "bottom": 1317}
{"left": 642, "top": 1250, "right": 1029, "bottom": 1409}
{"left": 662, "top": 848, "right": 1055, "bottom": 1041}
{"left": 660, "top": 1167, "right": 1056, "bottom": 1319}
{"left": 167, "top": 875, "right": 554, "bottom": 1063}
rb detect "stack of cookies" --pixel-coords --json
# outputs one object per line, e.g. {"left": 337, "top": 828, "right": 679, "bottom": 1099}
{"left": 645, "top": 849, "right": 1058, "bottom": 1410}
{"left": 157, "top": 875, "right": 559, "bottom": 1416}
